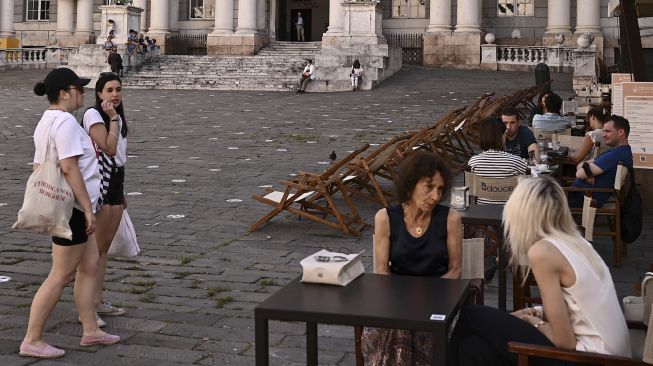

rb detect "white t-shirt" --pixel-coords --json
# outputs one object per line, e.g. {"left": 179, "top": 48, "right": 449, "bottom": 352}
{"left": 33, "top": 110, "right": 101, "bottom": 213}
{"left": 82, "top": 108, "right": 128, "bottom": 167}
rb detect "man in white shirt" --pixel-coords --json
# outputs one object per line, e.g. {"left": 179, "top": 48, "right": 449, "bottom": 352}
{"left": 532, "top": 92, "right": 572, "bottom": 133}
{"left": 295, "top": 12, "right": 305, "bottom": 42}
{"left": 296, "top": 59, "right": 315, "bottom": 94}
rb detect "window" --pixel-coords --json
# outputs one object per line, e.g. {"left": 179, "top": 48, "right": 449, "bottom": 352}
{"left": 392, "top": 0, "right": 425, "bottom": 18}
{"left": 190, "top": 0, "right": 215, "bottom": 19}
{"left": 26, "top": 0, "right": 50, "bottom": 21}
{"left": 497, "top": 0, "right": 533, "bottom": 16}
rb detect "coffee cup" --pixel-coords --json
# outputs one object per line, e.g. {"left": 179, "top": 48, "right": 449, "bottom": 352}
{"left": 537, "top": 164, "right": 549, "bottom": 172}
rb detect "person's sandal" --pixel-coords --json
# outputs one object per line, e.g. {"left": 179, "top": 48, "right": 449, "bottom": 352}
{"left": 97, "top": 300, "right": 125, "bottom": 316}
{"left": 80, "top": 333, "right": 120, "bottom": 347}
{"left": 19, "top": 341, "right": 65, "bottom": 359}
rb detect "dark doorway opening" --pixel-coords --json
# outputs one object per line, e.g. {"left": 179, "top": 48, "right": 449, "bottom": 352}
{"left": 289, "top": 9, "right": 312, "bottom": 42}
{"left": 276, "top": 0, "right": 317, "bottom": 42}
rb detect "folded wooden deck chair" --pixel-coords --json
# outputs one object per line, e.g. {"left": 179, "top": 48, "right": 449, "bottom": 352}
{"left": 250, "top": 144, "right": 371, "bottom": 236}
{"left": 338, "top": 132, "right": 416, "bottom": 207}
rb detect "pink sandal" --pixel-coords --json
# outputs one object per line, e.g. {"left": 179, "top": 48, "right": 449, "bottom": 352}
{"left": 80, "top": 333, "right": 120, "bottom": 347}
{"left": 19, "top": 341, "right": 65, "bottom": 359}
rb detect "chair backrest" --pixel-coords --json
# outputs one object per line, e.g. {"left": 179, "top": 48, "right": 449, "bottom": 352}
{"left": 643, "top": 306, "right": 653, "bottom": 363}
{"left": 464, "top": 170, "right": 521, "bottom": 203}
{"left": 615, "top": 162, "right": 629, "bottom": 191}
{"left": 581, "top": 195, "right": 596, "bottom": 241}
{"left": 462, "top": 238, "right": 484, "bottom": 280}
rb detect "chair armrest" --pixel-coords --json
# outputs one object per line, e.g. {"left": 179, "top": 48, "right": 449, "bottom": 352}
{"left": 507, "top": 342, "right": 645, "bottom": 366}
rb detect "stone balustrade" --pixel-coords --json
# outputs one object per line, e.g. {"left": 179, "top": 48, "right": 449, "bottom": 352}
{"left": 481, "top": 44, "right": 579, "bottom": 71}
{"left": 0, "top": 47, "right": 77, "bottom": 70}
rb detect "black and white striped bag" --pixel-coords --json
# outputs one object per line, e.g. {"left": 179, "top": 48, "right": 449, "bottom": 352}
{"left": 97, "top": 151, "right": 116, "bottom": 210}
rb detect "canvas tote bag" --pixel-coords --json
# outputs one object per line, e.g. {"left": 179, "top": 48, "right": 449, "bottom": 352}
{"left": 12, "top": 120, "right": 75, "bottom": 239}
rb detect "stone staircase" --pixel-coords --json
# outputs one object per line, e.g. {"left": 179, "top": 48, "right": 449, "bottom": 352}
{"left": 121, "top": 41, "right": 321, "bottom": 91}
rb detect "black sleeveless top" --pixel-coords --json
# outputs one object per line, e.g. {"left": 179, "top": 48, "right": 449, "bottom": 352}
{"left": 387, "top": 204, "right": 450, "bottom": 277}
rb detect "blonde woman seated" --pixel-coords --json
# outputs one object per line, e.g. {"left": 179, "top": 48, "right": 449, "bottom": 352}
{"left": 565, "top": 107, "right": 610, "bottom": 165}
{"left": 361, "top": 151, "right": 462, "bottom": 366}
{"left": 448, "top": 177, "right": 631, "bottom": 366}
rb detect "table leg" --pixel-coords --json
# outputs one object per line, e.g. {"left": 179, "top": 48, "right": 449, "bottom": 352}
{"left": 434, "top": 330, "right": 447, "bottom": 366}
{"left": 306, "top": 322, "right": 318, "bottom": 366}
{"left": 255, "top": 316, "right": 269, "bottom": 366}
{"left": 498, "top": 234, "right": 507, "bottom": 312}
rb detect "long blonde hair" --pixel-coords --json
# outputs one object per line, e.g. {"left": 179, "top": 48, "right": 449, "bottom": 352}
{"left": 503, "top": 177, "right": 605, "bottom": 279}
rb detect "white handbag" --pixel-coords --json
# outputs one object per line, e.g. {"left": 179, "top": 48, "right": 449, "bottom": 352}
{"left": 108, "top": 210, "right": 140, "bottom": 257}
{"left": 12, "top": 121, "right": 74, "bottom": 239}
{"left": 300, "top": 249, "right": 365, "bottom": 286}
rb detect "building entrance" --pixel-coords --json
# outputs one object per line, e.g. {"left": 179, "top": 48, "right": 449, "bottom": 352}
{"left": 275, "top": 0, "right": 328, "bottom": 42}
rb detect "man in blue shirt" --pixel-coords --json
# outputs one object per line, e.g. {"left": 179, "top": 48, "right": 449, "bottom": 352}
{"left": 502, "top": 106, "right": 539, "bottom": 161}
{"left": 571, "top": 115, "right": 633, "bottom": 207}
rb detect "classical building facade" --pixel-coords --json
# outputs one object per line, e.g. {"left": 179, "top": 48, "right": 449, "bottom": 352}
{"left": 0, "top": 0, "right": 646, "bottom": 68}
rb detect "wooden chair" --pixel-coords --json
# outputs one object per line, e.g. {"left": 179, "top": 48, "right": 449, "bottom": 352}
{"left": 249, "top": 144, "right": 371, "bottom": 236}
{"left": 508, "top": 309, "right": 653, "bottom": 365}
{"left": 353, "top": 237, "right": 486, "bottom": 366}
{"left": 563, "top": 162, "right": 630, "bottom": 266}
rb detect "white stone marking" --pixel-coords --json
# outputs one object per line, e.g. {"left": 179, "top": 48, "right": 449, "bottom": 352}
{"left": 209, "top": 137, "right": 219, "bottom": 140}
{"left": 127, "top": 192, "right": 143, "bottom": 196}
{"left": 276, "top": 148, "right": 288, "bottom": 152}
{"left": 172, "top": 179, "right": 186, "bottom": 183}
{"left": 228, "top": 147, "right": 239, "bottom": 150}
{"left": 146, "top": 165, "right": 159, "bottom": 169}
{"left": 306, "top": 141, "right": 317, "bottom": 144}
{"left": 0, "top": 276, "right": 11, "bottom": 283}
{"left": 0, "top": 203, "right": 7, "bottom": 207}
{"left": 167, "top": 214, "right": 185, "bottom": 219}
{"left": 209, "top": 168, "right": 222, "bottom": 172}
{"left": 169, "top": 146, "right": 179, "bottom": 149}
{"left": 226, "top": 199, "right": 242, "bottom": 203}
{"left": 258, "top": 185, "right": 273, "bottom": 188}
{"left": 189, "top": 157, "right": 200, "bottom": 159}
{"left": 127, "top": 155, "right": 139, "bottom": 158}
{"left": 158, "top": 136, "right": 167, "bottom": 139}
{"left": 234, "top": 132, "right": 245, "bottom": 135}
{"left": 15, "top": 125, "right": 23, "bottom": 128}
{"left": 318, "top": 161, "right": 330, "bottom": 165}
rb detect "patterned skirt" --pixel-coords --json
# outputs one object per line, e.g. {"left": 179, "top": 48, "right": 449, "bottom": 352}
{"left": 361, "top": 327, "right": 436, "bottom": 366}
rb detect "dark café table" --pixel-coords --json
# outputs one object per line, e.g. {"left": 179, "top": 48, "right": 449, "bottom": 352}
{"left": 255, "top": 274, "right": 470, "bottom": 366}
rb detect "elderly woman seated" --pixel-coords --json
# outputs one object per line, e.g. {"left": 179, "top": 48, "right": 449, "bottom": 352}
{"left": 361, "top": 151, "right": 462, "bottom": 366}
{"left": 468, "top": 118, "right": 528, "bottom": 205}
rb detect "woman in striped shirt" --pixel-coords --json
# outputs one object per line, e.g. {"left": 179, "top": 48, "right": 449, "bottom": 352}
{"left": 467, "top": 118, "right": 527, "bottom": 205}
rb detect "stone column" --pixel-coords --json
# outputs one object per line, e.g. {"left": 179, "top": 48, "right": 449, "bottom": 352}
{"left": 454, "top": 0, "right": 481, "bottom": 32}
{"left": 545, "top": 0, "right": 572, "bottom": 35}
{"left": 75, "top": 0, "right": 94, "bottom": 36}
{"left": 169, "top": 1, "right": 179, "bottom": 32}
{"left": 213, "top": 0, "right": 234, "bottom": 34}
{"left": 149, "top": 0, "right": 171, "bottom": 34}
{"left": 56, "top": 0, "right": 75, "bottom": 36}
{"left": 257, "top": 0, "right": 267, "bottom": 33}
{"left": 326, "top": 0, "right": 345, "bottom": 34}
{"left": 575, "top": 0, "right": 601, "bottom": 34}
{"left": 236, "top": 0, "right": 257, "bottom": 34}
{"left": 426, "top": 0, "right": 451, "bottom": 32}
{"left": 0, "top": 0, "right": 15, "bottom": 38}
{"left": 134, "top": 0, "right": 148, "bottom": 31}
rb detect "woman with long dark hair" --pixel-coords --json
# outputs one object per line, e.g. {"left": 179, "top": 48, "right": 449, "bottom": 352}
{"left": 21, "top": 68, "right": 120, "bottom": 359}
{"left": 82, "top": 72, "right": 129, "bottom": 325}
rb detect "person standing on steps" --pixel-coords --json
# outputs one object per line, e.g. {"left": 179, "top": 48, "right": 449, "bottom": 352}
{"left": 295, "top": 12, "right": 305, "bottom": 42}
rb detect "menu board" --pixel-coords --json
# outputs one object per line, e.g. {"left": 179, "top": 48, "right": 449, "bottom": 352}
{"left": 612, "top": 73, "right": 634, "bottom": 116}
{"left": 622, "top": 82, "right": 653, "bottom": 169}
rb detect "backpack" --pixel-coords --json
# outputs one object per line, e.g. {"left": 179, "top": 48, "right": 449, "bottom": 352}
{"left": 621, "top": 168, "right": 642, "bottom": 243}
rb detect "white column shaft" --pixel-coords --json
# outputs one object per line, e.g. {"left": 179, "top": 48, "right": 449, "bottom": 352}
{"left": 257, "top": 0, "right": 266, "bottom": 32}
{"left": 236, "top": 0, "right": 257, "bottom": 33}
{"left": 169, "top": 1, "right": 179, "bottom": 31}
{"left": 327, "top": 0, "right": 345, "bottom": 34}
{"left": 427, "top": 0, "right": 451, "bottom": 32}
{"left": 149, "top": 0, "right": 171, "bottom": 33}
{"left": 455, "top": 0, "right": 481, "bottom": 32}
{"left": 576, "top": 0, "right": 601, "bottom": 33}
{"left": 0, "top": 0, "right": 15, "bottom": 38}
{"left": 133, "top": 0, "right": 148, "bottom": 31}
{"left": 213, "top": 0, "right": 234, "bottom": 33}
{"left": 546, "top": 0, "right": 571, "bottom": 34}
{"left": 56, "top": 0, "right": 75, "bottom": 35}
{"left": 75, "top": 0, "right": 94, "bottom": 35}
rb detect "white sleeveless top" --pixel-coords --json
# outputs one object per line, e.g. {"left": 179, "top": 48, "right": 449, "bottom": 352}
{"left": 545, "top": 237, "right": 631, "bottom": 357}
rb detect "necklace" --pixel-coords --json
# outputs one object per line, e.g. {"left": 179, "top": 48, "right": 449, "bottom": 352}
{"left": 403, "top": 204, "right": 424, "bottom": 236}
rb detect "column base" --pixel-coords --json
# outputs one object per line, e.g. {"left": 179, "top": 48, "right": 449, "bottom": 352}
{"left": 424, "top": 32, "right": 482, "bottom": 68}
{"left": 454, "top": 26, "right": 481, "bottom": 33}
{"left": 426, "top": 25, "right": 452, "bottom": 33}
{"left": 0, "top": 38, "right": 19, "bottom": 48}
{"left": 574, "top": 28, "right": 602, "bottom": 35}
{"left": 207, "top": 34, "right": 265, "bottom": 55}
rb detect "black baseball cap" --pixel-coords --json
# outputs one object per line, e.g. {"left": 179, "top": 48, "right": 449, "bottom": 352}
{"left": 43, "top": 68, "right": 90, "bottom": 93}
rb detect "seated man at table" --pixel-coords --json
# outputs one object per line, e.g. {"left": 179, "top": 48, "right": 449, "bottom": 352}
{"left": 532, "top": 93, "right": 572, "bottom": 133}
{"left": 361, "top": 151, "right": 462, "bottom": 366}
{"left": 502, "top": 106, "right": 539, "bottom": 161}
{"left": 469, "top": 118, "right": 528, "bottom": 205}
{"left": 569, "top": 115, "right": 632, "bottom": 208}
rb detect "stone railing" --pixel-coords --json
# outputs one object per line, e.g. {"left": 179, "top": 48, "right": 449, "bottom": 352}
{"left": 481, "top": 44, "right": 578, "bottom": 70}
{"left": 0, "top": 47, "right": 77, "bottom": 70}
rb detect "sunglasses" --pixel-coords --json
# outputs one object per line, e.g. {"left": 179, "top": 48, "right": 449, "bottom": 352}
{"left": 314, "top": 255, "right": 348, "bottom": 263}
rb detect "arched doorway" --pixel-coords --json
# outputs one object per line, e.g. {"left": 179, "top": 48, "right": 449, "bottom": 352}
{"left": 275, "top": 0, "right": 329, "bottom": 41}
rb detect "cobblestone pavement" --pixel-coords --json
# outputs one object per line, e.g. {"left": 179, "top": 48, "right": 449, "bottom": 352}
{"left": 0, "top": 67, "right": 650, "bottom": 365}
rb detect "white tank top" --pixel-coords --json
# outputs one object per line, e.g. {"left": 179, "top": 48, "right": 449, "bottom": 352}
{"left": 545, "top": 237, "right": 631, "bottom": 357}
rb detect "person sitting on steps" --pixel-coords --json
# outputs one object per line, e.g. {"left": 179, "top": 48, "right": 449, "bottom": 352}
{"left": 350, "top": 60, "right": 364, "bottom": 92}
{"left": 296, "top": 59, "right": 315, "bottom": 94}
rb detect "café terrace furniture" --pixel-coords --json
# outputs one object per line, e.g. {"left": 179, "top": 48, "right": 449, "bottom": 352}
{"left": 255, "top": 274, "right": 471, "bottom": 366}
{"left": 249, "top": 144, "right": 370, "bottom": 236}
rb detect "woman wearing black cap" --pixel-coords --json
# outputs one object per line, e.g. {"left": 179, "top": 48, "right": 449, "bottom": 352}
{"left": 20, "top": 68, "right": 120, "bottom": 359}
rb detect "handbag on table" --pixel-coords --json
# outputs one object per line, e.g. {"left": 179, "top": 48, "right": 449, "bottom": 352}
{"left": 300, "top": 249, "right": 365, "bottom": 286}
{"left": 12, "top": 121, "right": 75, "bottom": 239}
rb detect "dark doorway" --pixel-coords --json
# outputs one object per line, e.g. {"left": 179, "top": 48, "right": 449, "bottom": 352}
{"left": 276, "top": 0, "right": 288, "bottom": 41}
{"left": 643, "top": 49, "right": 653, "bottom": 81}
{"left": 289, "top": 9, "right": 312, "bottom": 42}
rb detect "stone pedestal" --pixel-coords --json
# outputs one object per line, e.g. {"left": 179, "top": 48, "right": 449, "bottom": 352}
{"left": 0, "top": 38, "right": 19, "bottom": 48}
{"left": 68, "top": 44, "right": 145, "bottom": 86}
{"left": 207, "top": 34, "right": 266, "bottom": 56}
{"left": 480, "top": 44, "right": 497, "bottom": 70}
{"left": 573, "top": 47, "right": 598, "bottom": 93}
{"left": 424, "top": 32, "right": 482, "bottom": 69}
{"left": 98, "top": 5, "right": 143, "bottom": 44}
{"left": 314, "top": 1, "right": 401, "bottom": 92}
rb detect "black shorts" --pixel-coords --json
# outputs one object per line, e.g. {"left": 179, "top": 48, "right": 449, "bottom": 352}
{"left": 52, "top": 208, "right": 88, "bottom": 246}
{"left": 105, "top": 166, "right": 125, "bottom": 205}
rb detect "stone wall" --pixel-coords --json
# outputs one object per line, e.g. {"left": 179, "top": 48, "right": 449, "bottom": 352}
{"left": 424, "top": 32, "right": 481, "bottom": 69}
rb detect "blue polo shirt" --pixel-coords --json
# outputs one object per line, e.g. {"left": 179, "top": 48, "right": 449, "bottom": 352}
{"left": 571, "top": 144, "right": 633, "bottom": 207}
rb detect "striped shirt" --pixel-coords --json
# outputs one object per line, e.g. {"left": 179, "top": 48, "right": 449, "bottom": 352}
{"left": 467, "top": 150, "right": 528, "bottom": 205}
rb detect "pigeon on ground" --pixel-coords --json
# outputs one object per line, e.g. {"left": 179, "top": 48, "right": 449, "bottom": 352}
{"left": 329, "top": 150, "right": 337, "bottom": 162}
